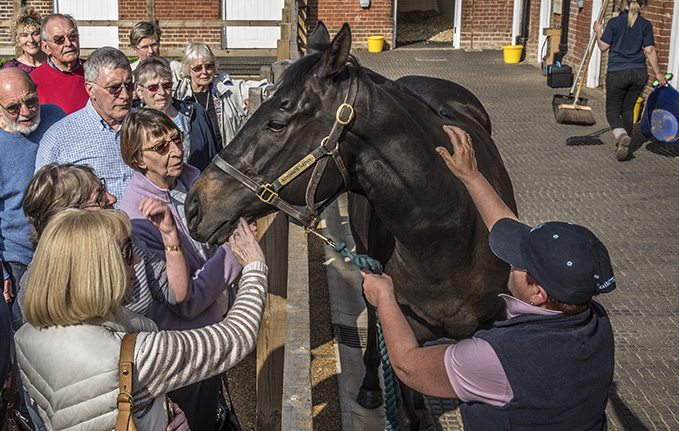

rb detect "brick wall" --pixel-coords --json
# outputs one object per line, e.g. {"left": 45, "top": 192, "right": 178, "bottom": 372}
{"left": 308, "top": 0, "right": 393, "bottom": 49}
{"left": 556, "top": 0, "right": 672, "bottom": 91}
{"left": 120, "top": 0, "right": 221, "bottom": 52}
{"left": 460, "top": 0, "right": 513, "bottom": 50}
{"left": 1, "top": 0, "right": 53, "bottom": 46}
{"left": 1, "top": 0, "right": 674, "bottom": 70}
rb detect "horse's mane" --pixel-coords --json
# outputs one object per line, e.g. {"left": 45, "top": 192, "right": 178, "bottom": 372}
{"left": 276, "top": 53, "right": 361, "bottom": 93}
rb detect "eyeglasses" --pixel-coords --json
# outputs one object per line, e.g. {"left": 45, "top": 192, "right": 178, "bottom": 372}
{"left": 136, "top": 42, "right": 159, "bottom": 52}
{"left": 121, "top": 237, "right": 135, "bottom": 266}
{"left": 190, "top": 63, "right": 215, "bottom": 73}
{"left": 81, "top": 177, "right": 108, "bottom": 209}
{"left": 50, "top": 32, "right": 79, "bottom": 45}
{"left": 141, "top": 132, "right": 184, "bottom": 155}
{"left": 143, "top": 82, "right": 173, "bottom": 93}
{"left": 90, "top": 81, "right": 135, "bottom": 97}
{"left": 0, "top": 94, "right": 39, "bottom": 116}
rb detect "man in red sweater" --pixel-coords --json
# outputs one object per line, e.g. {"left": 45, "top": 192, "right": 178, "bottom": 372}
{"left": 30, "top": 14, "right": 88, "bottom": 114}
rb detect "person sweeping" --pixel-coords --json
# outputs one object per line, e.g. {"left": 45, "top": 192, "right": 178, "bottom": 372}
{"left": 594, "top": 0, "right": 667, "bottom": 161}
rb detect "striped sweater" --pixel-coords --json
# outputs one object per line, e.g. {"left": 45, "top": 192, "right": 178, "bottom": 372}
{"left": 15, "top": 261, "right": 268, "bottom": 430}
{"left": 133, "top": 261, "right": 268, "bottom": 410}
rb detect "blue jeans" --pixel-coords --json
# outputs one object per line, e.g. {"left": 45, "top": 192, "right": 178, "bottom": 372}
{"left": 605, "top": 68, "right": 648, "bottom": 136}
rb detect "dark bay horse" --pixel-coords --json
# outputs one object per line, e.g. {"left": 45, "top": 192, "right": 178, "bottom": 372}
{"left": 186, "top": 22, "right": 516, "bottom": 429}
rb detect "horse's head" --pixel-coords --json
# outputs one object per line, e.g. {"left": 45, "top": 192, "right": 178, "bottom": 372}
{"left": 186, "top": 22, "right": 357, "bottom": 244}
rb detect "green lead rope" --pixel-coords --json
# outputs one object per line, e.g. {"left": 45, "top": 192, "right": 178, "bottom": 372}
{"left": 307, "top": 227, "right": 402, "bottom": 431}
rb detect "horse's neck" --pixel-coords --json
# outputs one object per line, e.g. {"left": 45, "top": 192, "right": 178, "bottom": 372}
{"left": 348, "top": 86, "right": 476, "bottom": 248}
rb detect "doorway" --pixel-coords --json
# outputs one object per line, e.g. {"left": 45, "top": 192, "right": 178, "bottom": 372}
{"left": 395, "top": 0, "right": 457, "bottom": 47}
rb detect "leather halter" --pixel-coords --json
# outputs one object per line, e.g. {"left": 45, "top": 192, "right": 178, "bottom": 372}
{"left": 211, "top": 66, "right": 359, "bottom": 229}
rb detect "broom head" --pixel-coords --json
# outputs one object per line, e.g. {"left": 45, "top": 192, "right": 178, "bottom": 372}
{"left": 555, "top": 102, "right": 596, "bottom": 125}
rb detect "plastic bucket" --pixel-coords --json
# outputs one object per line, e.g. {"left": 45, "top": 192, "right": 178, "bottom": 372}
{"left": 634, "top": 96, "right": 644, "bottom": 123}
{"left": 640, "top": 84, "right": 679, "bottom": 143}
{"left": 367, "top": 36, "right": 384, "bottom": 53}
{"left": 502, "top": 45, "right": 523, "bottom": 63}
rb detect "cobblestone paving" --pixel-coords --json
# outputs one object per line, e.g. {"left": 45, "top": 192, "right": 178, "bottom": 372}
{"left": 352, "top": 48, "right": 679, "bottom": 430}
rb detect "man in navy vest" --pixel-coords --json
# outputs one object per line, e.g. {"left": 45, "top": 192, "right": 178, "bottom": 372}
{"left": 362, "top": 125, "right": 616, "bottom": 430}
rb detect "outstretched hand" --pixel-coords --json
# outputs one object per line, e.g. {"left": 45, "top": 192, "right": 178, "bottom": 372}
{"left": 138, "top": 197, "right": 177, "bottom": 236}
{"left": 436, "top": 125, "right": 481, "bottom": 184}
{"left": 228, "top": 218, "right": 266, "bottom": 267}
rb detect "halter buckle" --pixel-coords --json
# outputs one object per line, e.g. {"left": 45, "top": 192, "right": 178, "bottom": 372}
{"left": 257, "top": 184, "right": 279, "bottom": 204}
{"left": 336, "top": 103, "right": 355, "bottom": 125}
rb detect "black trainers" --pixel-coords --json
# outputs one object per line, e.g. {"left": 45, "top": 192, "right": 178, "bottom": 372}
{"left": 615, "top": 135, "right": 631, "bottom": 161}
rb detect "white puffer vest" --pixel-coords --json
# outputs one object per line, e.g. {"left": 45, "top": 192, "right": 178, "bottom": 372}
{"left": 15, "top": 309, "right": 170, "bottom": 431}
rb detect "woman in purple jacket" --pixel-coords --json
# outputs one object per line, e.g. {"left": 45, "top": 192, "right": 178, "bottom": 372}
{"left": 119, "top": 108, "right": 243, "bottom": 430}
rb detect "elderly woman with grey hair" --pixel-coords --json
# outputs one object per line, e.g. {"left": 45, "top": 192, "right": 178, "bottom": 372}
{"left": 135, "top": 56, "right": 219, "bottom": 171}
{"left": 174, "top": 41, "right": 269, "bottom": 149}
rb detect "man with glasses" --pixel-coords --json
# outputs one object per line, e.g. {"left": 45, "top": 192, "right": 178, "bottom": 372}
{"left": 129, "top": 21, "right": 182, "bottom": 91}
{"left": 0, "top": 68, "right": 65, "bottom": 329}
{"left": 30, "top": 13, "right": 88, "bottom": 114}
{"left": 36, "top": 47, "right": 134, "bottom": 208}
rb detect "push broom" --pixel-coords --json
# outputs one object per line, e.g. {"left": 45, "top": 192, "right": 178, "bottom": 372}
{"left": 555, "top": 0, "right": 610, "bottom": 125}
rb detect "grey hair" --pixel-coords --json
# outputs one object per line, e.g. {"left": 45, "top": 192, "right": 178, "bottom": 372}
{"left": 129, "top": 21, "right": 162, "bottom": 48}
{"left": 41, "top": 13, "right": 78, "bottom": 43}
{"left": 84, "top": 46, "right": 131, "bottom": 83}
{"left": 133, "top": 56, "right": 173, "bottom": 86}
{"left": 181, "top": 42, "right": 217, "bottom": 79}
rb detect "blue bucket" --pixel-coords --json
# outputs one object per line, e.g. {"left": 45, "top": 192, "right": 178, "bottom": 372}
{"left": 640, "top": 83, "right": 679, "bottom": 143}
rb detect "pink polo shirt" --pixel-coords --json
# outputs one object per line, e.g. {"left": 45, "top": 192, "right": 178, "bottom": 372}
{"left": 444, "top": 294, "right": 563, "bottom": 407}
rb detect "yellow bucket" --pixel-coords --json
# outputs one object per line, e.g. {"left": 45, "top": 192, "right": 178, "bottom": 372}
{"left": 367, "top": 36, "right": 385, "bottom": 53}
{"left": 634, "top": 96, "right": 644, "bottom": 123}
{"left": 502, "top": 45, "right": 523, "bottom": 63}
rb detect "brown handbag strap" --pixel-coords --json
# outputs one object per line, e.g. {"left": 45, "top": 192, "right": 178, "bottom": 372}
{"left": 115, "top": 333, "right": 139, "bottom": 431}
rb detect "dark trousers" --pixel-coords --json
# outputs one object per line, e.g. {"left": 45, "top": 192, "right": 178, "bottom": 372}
{"left": 169, "top": 373, "right": 221, "bottom": 430}
{"left": 605, "top": 68, "right": 648, "bottom": 136}
{"left": 3, "top": 261, "right": 27, "bottom": 332}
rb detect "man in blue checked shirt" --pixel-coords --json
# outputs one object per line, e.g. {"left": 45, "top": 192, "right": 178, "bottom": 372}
{"left": 36, "top": 46, "right": 135, "bottom": 207}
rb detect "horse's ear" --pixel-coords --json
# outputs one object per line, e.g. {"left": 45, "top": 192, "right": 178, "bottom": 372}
{"left": 307, "top": 21, "right": 330, "bottom": 54}
{"left": 319, "top": 23, "right": 352, "bottom": 78}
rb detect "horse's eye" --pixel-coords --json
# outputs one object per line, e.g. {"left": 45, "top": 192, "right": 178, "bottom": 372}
{"left": 267, "top": 121, "right": 286, "bottom": 133}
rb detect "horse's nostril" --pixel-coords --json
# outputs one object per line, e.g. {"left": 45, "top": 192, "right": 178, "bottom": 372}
{"left": 185, "top": 193, "right": 201, "bottom": 231}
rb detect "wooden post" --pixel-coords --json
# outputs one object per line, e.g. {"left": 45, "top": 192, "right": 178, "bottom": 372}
{"left": 281, "top": 222, "right": 312, "bottom": 430}
{"left": 146, "top": 0, "right": 156, "bottom": 24}
{"left": 248, "top": 87, "right": 263, "bottom": 115}
{"left": 12, "top": 0, "right": 23, "bottom": 58}
{"left": 256, "top": 212, "right": 289, "bottom": 430}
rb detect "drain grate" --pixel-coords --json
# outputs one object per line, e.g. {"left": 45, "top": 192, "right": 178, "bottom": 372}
{"left": 334, "top": 324, "right": 368, "bottom": 348}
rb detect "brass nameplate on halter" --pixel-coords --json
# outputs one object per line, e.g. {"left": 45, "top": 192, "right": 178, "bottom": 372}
{"left": 278, "top": 154, "right": 317, "bottom": 186}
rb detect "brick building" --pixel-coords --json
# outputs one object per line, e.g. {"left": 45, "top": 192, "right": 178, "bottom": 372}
{"left": 1, "top": 0, "right": 676, "bottom": 90}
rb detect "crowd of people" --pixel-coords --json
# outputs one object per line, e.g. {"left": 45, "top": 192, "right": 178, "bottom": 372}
{"left": 1, "top": 7, "right": 269, "bottom": 431}
{"left": 0, "top": 4, "right": 635, "bottom": 431}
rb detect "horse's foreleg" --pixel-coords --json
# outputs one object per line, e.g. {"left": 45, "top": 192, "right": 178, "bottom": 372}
{"left": 399, "top": 381, "right": 435, "bottom": 431}
{"left": 356, "top": 300, "right": 383, "bottom": 409}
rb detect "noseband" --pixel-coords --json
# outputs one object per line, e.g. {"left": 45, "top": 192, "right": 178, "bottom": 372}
{"left": 211, "top": 66, "right": 359, "bottom": 229}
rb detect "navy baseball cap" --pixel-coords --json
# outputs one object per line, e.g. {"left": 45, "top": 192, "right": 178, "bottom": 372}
{"left": 489, "top": 218, "right": 616, "bottom": 304}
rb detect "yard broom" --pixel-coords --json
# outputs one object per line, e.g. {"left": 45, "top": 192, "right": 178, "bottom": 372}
{"left": 555, "top": 0, "right": 610, "bottom": 125}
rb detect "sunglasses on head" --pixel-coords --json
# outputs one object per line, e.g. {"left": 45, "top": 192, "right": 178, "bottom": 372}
{"left": 190, "top": 63, "right": 215, "bottom": 73}
{"left": 51, "top": 32, "right": 78, "bottom": 45}
{"left": 141, "top": 132, "right": 185, "bottom": 155}
{"left": 143, "top": 82, "right": 173, "bottom": 93}
{"left": 91, "top": 81, "right": 135, "bottom": 97}
{"left": 121, "top": 237, "right": 134, "bottom": 266}
{"left": 0, "top": 94, "right": 39, "bottom": 116}
{"left": 81, "top": 177, "right": 108, "bottom": 209}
